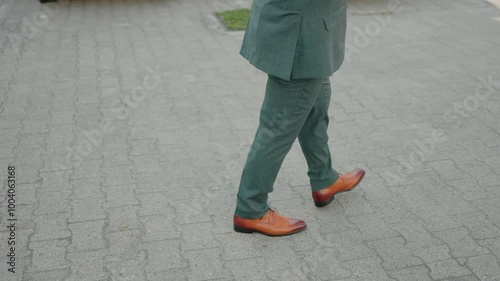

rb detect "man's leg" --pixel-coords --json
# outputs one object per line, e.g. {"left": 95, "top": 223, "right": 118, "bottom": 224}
{"left": 235, "top": 75, "right": 324, "bottom": 219}
{"left": 298, "top": 78, "right": 340, "bottom": 192}
{"left": 298, "top": 79, "right": 366, "bottom": 207}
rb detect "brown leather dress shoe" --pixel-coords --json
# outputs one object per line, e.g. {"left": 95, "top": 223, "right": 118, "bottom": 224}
{"left": 233, "top": 209, "right": 306, "bottom": 236}
{"left": 312, "top": 168, "right": 366, "bottom": 207}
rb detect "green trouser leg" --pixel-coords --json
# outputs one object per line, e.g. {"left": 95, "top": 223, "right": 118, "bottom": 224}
{"left": 298, "top": 80, "right": 340, "bottom": 192}
{"left": 235, "top": 75, "right": 339, "bottom": 219}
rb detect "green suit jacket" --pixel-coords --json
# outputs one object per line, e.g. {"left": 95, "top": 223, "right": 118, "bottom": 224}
{"left": 240, "top": 0, "right": 347, "bottom": 81}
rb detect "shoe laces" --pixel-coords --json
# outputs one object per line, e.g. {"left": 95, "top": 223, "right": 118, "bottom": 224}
{"left": 268, "top": 207, "right": 277, "bottom": 217}
{"left": 260, "top": 207, "right": 277, "bottom": 221}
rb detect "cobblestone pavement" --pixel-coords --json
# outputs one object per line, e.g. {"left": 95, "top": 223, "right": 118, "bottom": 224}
{"left": 1, "top": 0, "right": 500, "bottom": 280}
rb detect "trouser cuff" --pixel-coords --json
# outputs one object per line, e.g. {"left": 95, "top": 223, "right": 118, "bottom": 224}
{"left": 310, "top": 169, "right": 340, "bottom": 192}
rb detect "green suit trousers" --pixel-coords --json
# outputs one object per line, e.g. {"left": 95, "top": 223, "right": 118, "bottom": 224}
{"left": 235, "top": 74, "right": 340, "bottom": 219}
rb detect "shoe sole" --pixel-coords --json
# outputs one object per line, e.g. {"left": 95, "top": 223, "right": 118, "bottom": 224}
{"left": 233, "top": 224, "right": 307, "bottom": 237}
{"left": 314, "top": 172, "right": 366, "bottom": 208}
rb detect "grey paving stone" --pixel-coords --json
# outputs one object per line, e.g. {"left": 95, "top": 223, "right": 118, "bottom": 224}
{"left": 400, "top": 189, "right": 462, "bottom": 232}
{"left": 144, "top": 239, "right": 187, "bottom": 271}
{"left": 106, "top": 258, "right": 147, "bottom": 281}
{"left": 224, "top": 258, "right": 268, "bottom": 281}
{"left": 147, "top": 269, "right": 190, "bottom": 281}
{"left": 411, "top": 244, "right": 452, "bottom": 264}
{"left": 337, "top": 191, "right": 375, "bottom": 216}
{"left": 102, "top": 165, "right": 136, "bottom": 186}
{"left": 478, "top": 238, "right": 500, "bottom": 260}
{"left": 101, "top": 133, "right": 129, "bottom": 150}
{"left": 105, "top": 229, "right": 143, "bottom": 262}
{"left": 268, "top": 176, "right": 301, "bottom": 201}
{"left": 178, "top": 222, "right": 220, "bottom": 251}
{"left": 471, "top": 198, "right": 500, "bottom": 226}
{"left": 0, "top": 117, "right": 21, "bottom": 130}
{"left": 130, "top": 156, "right": 162, "bottom": 174}
{"left": 210, "top": 205, "right": 241, "bottom": 235}
{"left": 427, "top": 258, "right": 471, "bottom": 280}
{"left": 21, "top": 120, "right": 49, "bottom": 134}
{"left": 71, "top": 159, "right": 102, "bottom": 179}
{"left": 460, "top": 188, "right": 498, "bottom": 202}
{"left": 215, "top": 232, "right": 263, "bottom": 260}
{"left": 390, "top": 220, "right": 442, "bottom": 250}
{"left": 360, "top": 177, "right": 393, "bottom": 201}
{"left": 256, "top": 238, "right": 304, "bottom": 273}
{"left": 0, "top": 128, "right": 20, "bottom": 145}
{"left": 45, "top": 139, "right": 75, "bottom": 155}
{"left": 323, "top": 229, "right": 377, "bottom": 261}
{"left": 68, "top": 220, "right": 106, "bottom": 252}
{"left": 387, "top": 265, "right": 432, "bottom": 281}
{"left": 431, "top": 190, "right": 476, "bottom": 215}
{"left": 31, "top": 213, "right": 71, "bottom": 241}
{"left": 159, "top": 161, "right": 195, "bottom": 181}
{"left": 171, "top": 199, "right": 212, "bottom": 224}
{"left": 70, "top": 178, "right": 105, "bottom": 199}
{"left": 467, "top": 255, "right": 500, "bottom": 281}
{"left": 129, "top": 139, "right": 158, "bottom": 156}
{"left": 434, "top": 227, "right": 491, "bottom": 259}
{"left": 134, "top": 178, "right": 168, "bottom": 194}
{"left": 102, "top": 184, "right": 140, "bottom": 208}
{"left": 15, "top": 182, "right": 39, "bottom": 205}
{"left": 446, "top": 178, "right": 483, "bottom": 193}
{"left": 442, "top": 275, "right": 481, "bottom": 281}
{"left": 369, "top": 196, "right": 424, "bottom": 226}
{"left": 69, "top": 197, "right": 106, "bottom": 222}
{"left": 34, "top": 190, "right": 72, "bottom": 215}
{"left": 140, "top": 214, "right": 180, "bottom": 241}
{"left": 342, "top": 257, "right": 393, "bottom": 281}
{"left": 66, "top": 249, "right": 108, "bottom": 281}
{"left": 39, "top": 170, "right": 73, "bottom": 192}
{"left": 50, "top": 110, "right": 76, "bottom": 125}
{"left": 2, "top": 0, "right": 500, "bottom": 280}
{"left": 466, "top": 166, "right": 500, "bottom": 187}
{"left": 368, "top": 237, "right": 423, "bottom": 270}
{"left": 0, "top": 145, "right": 14, "bottom": 159}
{"left": 23, "top": 269, "right": 69, "bottom": 281}
{"left": 452, "top": 212, "right": 500, "bottom": 240}
{"left": 108, "top": 205, "right": 142, "bottom": 232}
{"left": 13, "top": 147, "right": 44, "bottom": 166}
{"left": 267, "top": 267, "right": 311, "bottom": 281}
{"left": 182, "top": 248, "right": 232, "bottom": 281}
{"left": 29, "top": 240, "right": 70, "bottom": 272}
{"left": 14, "top": 163, "right": 42, "bottom": 184}
{"left": 347, "top": 213, "right": 400, "bottom": 241}
{"left": 300, "top": 247, "right": 353, "bottom": 280}
{"left": 483, "top": 186, "right": 500, "bottom": 198}
{"left": 422, "top": 160, "right": 469, "bottom": 181}
{"left": 15, "top": 133, "right": 47, "bottom": 150}
{"left": 424, "top": 217, "right": 463, "bottom": 233}
{"left": 136, "top": 192, "right": 175, "bottom": 216}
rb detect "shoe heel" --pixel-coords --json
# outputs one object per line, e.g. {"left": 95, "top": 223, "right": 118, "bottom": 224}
{"left": 233, "top": 225, "right": 254, "bottom": 234}
{"left": 314, "top": 195, "right": 335, "bottom": 207}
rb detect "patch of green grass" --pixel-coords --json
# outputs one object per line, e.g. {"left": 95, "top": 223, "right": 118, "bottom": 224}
{"left": 216, "top": 8, "right": 250, "bottom": 31}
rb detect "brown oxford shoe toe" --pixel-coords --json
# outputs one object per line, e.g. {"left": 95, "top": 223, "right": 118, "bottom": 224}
{"left": 312, "top": 168, "right": 366, "bottom": 207}
{"left": 233, "top": 209, "right": 306, "bottom": 236}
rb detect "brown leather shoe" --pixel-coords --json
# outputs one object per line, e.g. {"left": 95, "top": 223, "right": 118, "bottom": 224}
{"left": 233, "top": 209, "right": 306, "bottom": 236}
{"left": 312, "top": 168, "right": 366, "bottom": 207}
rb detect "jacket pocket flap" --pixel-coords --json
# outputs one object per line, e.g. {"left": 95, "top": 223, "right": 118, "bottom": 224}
{"left": 324, "top": 5, "right": 346, "bottom": 31}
